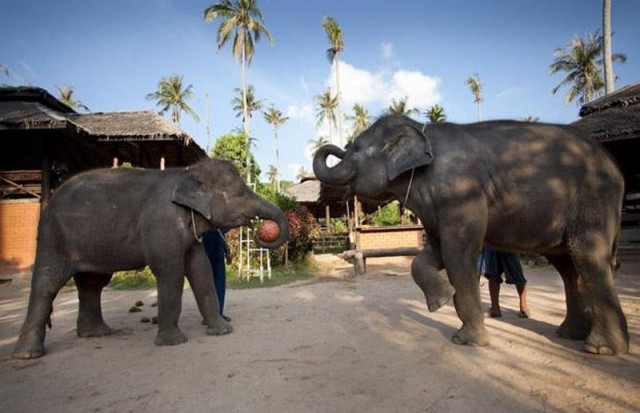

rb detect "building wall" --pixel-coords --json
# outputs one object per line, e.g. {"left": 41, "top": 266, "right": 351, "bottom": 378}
{"left": 0, "top": 200, "right": 40, "bottom": 275}
{"left": 356, "top": 225, "right": 424, "bottom": 251}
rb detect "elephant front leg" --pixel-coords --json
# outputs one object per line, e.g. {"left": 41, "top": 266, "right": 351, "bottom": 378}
{"left": 13, "top": 264, "right": 73, "bottom": 359}
{"left": 411, "top": 241, "right": 455, "bottom": 312}
{"left": 152, "top": 264, "right": 189, "bottom": 346}
{"left": 74, "top": 273, "right": 114, "bottom": 338}
{"left": 185, "top": 245, "right": 232, "bottom": 336}
{"left": 441, "top": 242, "right": 489, "bottom": 347}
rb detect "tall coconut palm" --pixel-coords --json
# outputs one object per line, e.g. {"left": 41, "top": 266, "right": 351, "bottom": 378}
{"left": 231, "top": 85, "right": 263, "bottom": 119}
{"left": 263, "top": 106, "right": 289, "bottom": 192}
{"left": 308, "top": 135, "right": 330, "bottom": 156}
{"left": 549, "top": 32, "right": 626, "bottom": 105}
{"left": 603, "top": 0, "right": 614, "bottom": 94}
{"left": 465, "top": 74, "right": 483, "bottom": 121}
{"left": 55, "top": 85, "right": 90, "bottom": 112}
{"left": 323, "top": 16, "right": 345, "bottom": 147}
{"left": 425, "top": 104, "right": 447, "bottom": 124}
{"left": 347, "top": 103, "right": 373, "bottom": 138}
{"left": 204, "top": 0, "right": 274, "bottom": 183}
{"left": 388, "top": 96, "right": 418, "bottom": 117}
{"left": 315, "top": 89, "right": 339, "bottom": 143}
{"left": 296, "top": 166, "right": 310, "bottom": 182}
{"left": 146, "top": 75, "right": 199, "bottom": 124}
{"left": 266, "top": 165, "right": 278, "bottom": 190}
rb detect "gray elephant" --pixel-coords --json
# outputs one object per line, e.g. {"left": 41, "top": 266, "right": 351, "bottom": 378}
{"left": 13, "top": 158, "right": 289, "bottom": 359}
{"left": 314, "top": 114, "right": 628, "bottom": 355}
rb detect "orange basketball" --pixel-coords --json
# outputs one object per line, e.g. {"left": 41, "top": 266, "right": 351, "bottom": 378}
{"left": 257, "top": 220, "right": 280, "bottom": 243}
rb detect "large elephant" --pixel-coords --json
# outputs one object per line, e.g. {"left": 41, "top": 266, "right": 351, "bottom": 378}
{"left": 13, "top": 158, "right": 289, "bottom": 359}
{"left": 314, "top": 114, "right": 628, "bottom": 355}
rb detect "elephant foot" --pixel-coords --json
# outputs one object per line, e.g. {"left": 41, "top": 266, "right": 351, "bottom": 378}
{"left": 556, "top": 317, "right": 591, "bottom": 340}
{"left": 13, "top": 339, "right": 45, "bottom": 359}
{"left": 154, "top": 329, "right": 188, "bottom": 346}
{"left": 451, "top": 325, "right": 489, "bottom": 347}
{"left": 206, "top": 319, "right": 233, "bottom": 336}
{"left": 425, "top": 282, "right": 455, "bottom": 312}
{"left": 77, "top": 322, "right": 113, "bottom": 338}
{"left": 583, "top": 328, "right": 629, "bottom": 356}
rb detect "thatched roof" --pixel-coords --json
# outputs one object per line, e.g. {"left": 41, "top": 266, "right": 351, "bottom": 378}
{"left": 0, "top": 86, "right": 206, "bottom": 172}
{"left": 285, "top": 176, "right": 384, "bottom": 218}
{"left": 573, "top": 82, "right": 640, "bottom": 142}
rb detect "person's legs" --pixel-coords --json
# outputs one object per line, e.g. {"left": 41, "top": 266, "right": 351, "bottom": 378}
{"left": 502, "top": 252, "right": 530, "bottom": 318}
{"left": 488, "top": 277, "right": 502, "bottom": 317}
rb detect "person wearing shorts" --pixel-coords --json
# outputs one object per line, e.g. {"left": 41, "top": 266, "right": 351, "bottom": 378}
{"left": 478, "top": 247, "right": 530, "bottom": 318}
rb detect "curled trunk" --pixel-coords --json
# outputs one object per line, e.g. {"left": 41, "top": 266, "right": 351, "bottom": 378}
{"left": 253, "top": 200, "right": 290, "bottom": 249}
{"left": 312, "top": 144, "right": 355, "bottom": 186}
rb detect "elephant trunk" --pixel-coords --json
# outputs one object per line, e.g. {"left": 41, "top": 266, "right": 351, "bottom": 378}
{"left": 312, "top": 144, "right": 355, "bottom": 187}
{"left": 253, "top": 200, "right": 290, "bottom": 249}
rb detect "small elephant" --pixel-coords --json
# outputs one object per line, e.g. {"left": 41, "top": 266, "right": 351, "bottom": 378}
{"left": 13, "top": 158, "right": 289, "bottom": 359}
{"left": 314, "top": 115, "right": 628, "bottom": 355}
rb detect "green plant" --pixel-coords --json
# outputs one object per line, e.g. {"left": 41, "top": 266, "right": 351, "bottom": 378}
{"left": 372, "top": 201, "right": 401, "bottom": 226}
{"left": 110, "top": 266, "right": 157, "bottom": 289}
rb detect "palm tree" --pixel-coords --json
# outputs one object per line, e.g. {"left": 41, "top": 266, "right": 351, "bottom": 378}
{"left": 0, "top": 65, "right": 8, "bottom": 76}
{"left": 549, "top": 32, "right": 626, "bottom": 105}
{"left": 204, "top": 0, "right": 274, "bottom": 183}
{"left": 296, "top": 166, "right": 309, "bottom": 182}
{"left": 425, "top": 104, "right": 447, "bottom": 123}
{"left": 522, "top": 115, "right": 540, "bottom": 122}
{"left": 55, "top": 86, "right": 90, "bottom": 112}
{"left": 308, "top": 136, "right": 330, "bottom": 156}
{"left": 388, "top": 96, "right": 418, "bottom": 117}
{"left": 347, "top": 103, "right": 373, "bottom": 138}
{"left": 266, "top": 165, "right": 278, "bottom": 190}
{"left": 603, "top": 0, "right": 614, "bottom": 94}
{"left": 231, "top": 85, "right": 263, "bottom": 119}
{"left": 465, "top": 74, "right": 483, "bottom": 121}
{"left": 323, "top": 16, "right": 345, "bottom": 147}
{"left": 263, "top": 106, "right": 289, "bottom": 192}
{"left": 315, "top": 89, "right": 339, "bottom": 143}
{"left": 146, "top": 75, "right": 199, "bottom": 124}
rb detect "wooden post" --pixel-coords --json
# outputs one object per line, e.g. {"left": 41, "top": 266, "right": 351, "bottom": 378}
{"left": 160, "top": 156, "right": 165, "bottom": 170}
{"left": 112, "top": 157, "right": 119, "bottom": 168}
{"left": 40, "top": 151, "right": 52, "bottom": 210}
{"left": 325, "top": 204, "right": 331, "bottom": 232}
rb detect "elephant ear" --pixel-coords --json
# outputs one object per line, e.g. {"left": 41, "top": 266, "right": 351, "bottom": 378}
{"left": 171, "top": 169, "right": 212, "bottom": 220}
{"left": 384, "top": 124, "right": 435, "bottom": 181}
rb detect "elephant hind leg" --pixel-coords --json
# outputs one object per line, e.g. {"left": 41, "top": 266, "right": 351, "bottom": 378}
{"left": 545, "top": 253, "right": 592, "bottom": 340}
{"left": 565, "top": 242, "right": 629, "bottom": 355}
{"left": 13, "top": 263, "right": 74, "bottom": 359}
{"left": 74, "top": 272, "right": 113, "bottom": 338}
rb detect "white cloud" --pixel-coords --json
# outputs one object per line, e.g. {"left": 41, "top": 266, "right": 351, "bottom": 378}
{"left": 286, "top": 102, "right": 314, "bottom": 124}
{"left": 496, "top": 86, "right": 523, "bottom": 100}
{"left": 326, "top": 60, "right": 441, "bottom": 113}
{"left": 381, "top": 42, "right": 394, "bottom": 59}
{"left": 388, "top": 70, "right": 441, "bottom": 109}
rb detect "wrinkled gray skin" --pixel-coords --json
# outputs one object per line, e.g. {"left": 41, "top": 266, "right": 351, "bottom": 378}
{"left": 314, "top": 114, "right": 628, "bottom": 355}
{"left": 13, "top": 158, "right": 289, "bottom": 359}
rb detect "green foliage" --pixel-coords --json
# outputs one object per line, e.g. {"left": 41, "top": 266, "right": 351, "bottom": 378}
{"left": 371, "top": 201, "right": 402, "bottom": 226}
{"left": 212, "top": 131, "right": 261, "bottom": 182}
{"left": 226, "top": 259, "right": 316, "bottom": 289}
{"left": 110, "top": 267, "right": 157, "bottom": 289}
{"left": 328, "top": 218, "right": 348, "bottom": 234}
{"left": 256, "top": 184, "right": 298, "bottom": 211}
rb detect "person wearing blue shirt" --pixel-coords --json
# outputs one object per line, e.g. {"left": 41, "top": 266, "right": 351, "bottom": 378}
{"left": 202, "top": 228, "right": 232, "bottom": 322}
{"left": 478, "top": 246, "right": 530, "bottom": 318}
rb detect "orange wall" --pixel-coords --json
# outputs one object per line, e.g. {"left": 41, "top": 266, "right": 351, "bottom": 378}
{"left": 356, "top": 225, "right": 424, "bottom": 251}
{"left": 0, "top": 200, "right": 40, "bottom": 275}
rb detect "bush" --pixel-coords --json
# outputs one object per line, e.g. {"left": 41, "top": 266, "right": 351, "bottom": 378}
{"left": 371, "top": 201, "right": 402, "bottom": 226}
{"left": 110, "top": 267, "right": 157, "bottom": 289}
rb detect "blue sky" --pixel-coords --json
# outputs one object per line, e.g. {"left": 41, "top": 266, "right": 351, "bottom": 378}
{"left": 2, "top": 0, "right": 639, "bottom": 181}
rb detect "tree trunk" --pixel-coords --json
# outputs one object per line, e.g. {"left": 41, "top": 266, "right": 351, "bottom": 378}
{"left": 275, "top": 126, "right": 280, "bottom": 192}
{"left": 603, "top": 0, "right": 614, "bottom": 94}
{"left": 241, "top": 39, "right": 251, "bottom": 184}
{"left": 335, "top": 56, "right": 344, "bottom": 148}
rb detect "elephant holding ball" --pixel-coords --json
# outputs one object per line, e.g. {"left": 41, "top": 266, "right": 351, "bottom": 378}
{"left": 13, "top": 158, "right": 289, "bottom": 359}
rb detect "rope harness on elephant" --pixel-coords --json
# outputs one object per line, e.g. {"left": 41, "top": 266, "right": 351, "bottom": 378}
{"left": 191, "top": 209, "right": 203, "bottom": 243}
{"left": 402, "top": 122, "right": 428, "bottom": 206}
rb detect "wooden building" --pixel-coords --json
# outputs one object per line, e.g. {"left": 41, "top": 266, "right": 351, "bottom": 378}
{"left": 0, "top": 86, "right": 206, "bottom": 275}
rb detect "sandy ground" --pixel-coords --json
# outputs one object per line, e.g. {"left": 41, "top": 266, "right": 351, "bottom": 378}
{"left": 0, "top": 254, "right": 639, "bottom": 413}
